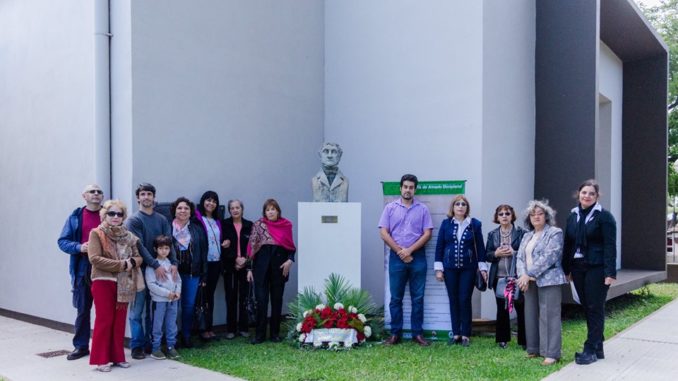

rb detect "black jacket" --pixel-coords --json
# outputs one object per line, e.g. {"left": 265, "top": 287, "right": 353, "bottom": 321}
{"left": 562, "top": 205, "right": 617, "bottom": 278}
{"left": 222, "top": 217, "right": 253, "bottom": 273}
{"left": 173, "top": 218, "right": 208, "bottom": 279}
{"left": 486, "top": 225, "right": 525, "bottom": 289}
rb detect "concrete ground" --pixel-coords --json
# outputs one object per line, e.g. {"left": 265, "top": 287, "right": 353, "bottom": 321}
{"left": 0, "top": 316, "right": 243, "bottom": 381}
{"left": 545, "top": 297, "right": 678, "bottom": 381}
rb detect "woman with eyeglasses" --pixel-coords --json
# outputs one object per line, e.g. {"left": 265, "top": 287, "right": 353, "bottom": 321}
{"left": 562, "top": 180, "right": 617, "bottom": 365}
{"left": 486, "top": 204, "right": 526, "bottom": 349}
{"left": 87, "top": 200, "right": 142, "bottom": 372}
{"left": 246, "top": 199, "right": 296, "bottom": 344}
{"left": 434, "top": 195, "right": 488, "bottom": 347}
{"left": 170, "top": 197, "right": 208, "bottom": 348}
{"left": 516, "top": 200, "right": 567, "bottom": 366}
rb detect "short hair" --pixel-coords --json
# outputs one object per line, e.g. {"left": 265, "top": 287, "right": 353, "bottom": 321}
{"left": 197, "top": 190, "right": 220, "bottom": 217}
{"left": 574, "top": 179, "right": 601, "bottom": 199}
{"left": 523, "top": 199, "right": 557, "bottom": 230}
{"left": 228, "top": 199, "right": 244, "bottom": 213}
{"left": 153, "top": 235, "right": 173, "bottom": 249}
{"left": 493, "top": 204, "right": 517, "bottom": 224}
{"left": 447, "top": 195, "right": 470, "bottom": 218}
{"left": 400, "top": 174, "right": 418, "bottom": 188}
{"left": 99, "top": 199, "right": 128, "bottom": 222}
{"left": 135, "top": 182, "right": 156, "bottom": 197}
{"left": 170, "top": 197, "right": 195, "bottom": 219}
{"left": 319, "top": 142, "right": 343, "bottom": 157}
{"left": 262, "top": 198, "right": 282, "bottom": 218}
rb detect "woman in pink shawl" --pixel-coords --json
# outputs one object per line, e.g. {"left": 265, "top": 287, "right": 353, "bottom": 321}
{"left": 246, "top": 198, "right": 296, "bottom": 344}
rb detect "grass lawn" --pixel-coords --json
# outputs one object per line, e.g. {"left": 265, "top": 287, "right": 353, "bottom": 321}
{"left": 179, "top": 283, "right": 678, "bottom": 381}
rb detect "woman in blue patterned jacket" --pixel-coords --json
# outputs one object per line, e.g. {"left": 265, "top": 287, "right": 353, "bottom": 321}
{"left": 434, "top": 195, "right": 488, "bottom": 347}
{"left": 516, "top": 200, "right": 567, "bottom": 366}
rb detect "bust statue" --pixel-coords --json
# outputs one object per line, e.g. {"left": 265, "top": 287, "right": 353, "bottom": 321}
{"left": 312, "top": 142, "right": 349, "bottom": 202}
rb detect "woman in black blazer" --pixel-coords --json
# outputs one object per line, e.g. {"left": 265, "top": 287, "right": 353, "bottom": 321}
{"left": 221, "top": 199, "right": 254, "bottom": 338}
{"left": 563, "top": 179, "right": 617, "bottom": 365}
{"left": 486, "top": 204, "right": 526, "bottom": 349}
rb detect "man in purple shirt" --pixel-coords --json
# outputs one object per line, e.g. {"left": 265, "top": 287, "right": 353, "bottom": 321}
{"left": 378, "top": 174, "right": 433, "bottom": 346}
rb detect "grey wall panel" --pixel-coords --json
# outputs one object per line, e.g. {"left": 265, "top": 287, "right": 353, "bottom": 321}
{"left": 622, "top": 55, "right": 668, "bottom": 270}
{"left": 535, "top": 0, "right": 599, "bottom": 226}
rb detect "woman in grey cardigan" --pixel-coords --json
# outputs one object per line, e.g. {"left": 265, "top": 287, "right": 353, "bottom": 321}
{"left": 516, "top": 200, "right": 567, "bottom": 366}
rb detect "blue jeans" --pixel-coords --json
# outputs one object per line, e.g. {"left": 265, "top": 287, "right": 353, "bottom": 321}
{"left": 151, "top": 300, "right": 178, "bottom": 351}
{"left": 128, "top": 288, "right": 152, "bottom": 350}
{"left": 72, "top": 276, "right": 93, "bottom": 349}
{"left": 443, "top": 267, "right": 475, "bottom": 337}
{"left": 180, "top": 275, "right": 200, "bottom": 340}
{"left": 388, "top": 249, "right": 427, "bottom": 336}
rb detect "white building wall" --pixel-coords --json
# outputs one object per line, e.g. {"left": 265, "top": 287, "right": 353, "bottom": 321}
{"left": 598, "top": 42, "right": 623, "bottom": 269}
{"left": 0, "top": 1, "right": 96, "bottom": 322}
{"left": 479, "top": 0, "right": 536, "bottom": 319}
{"left": 325, "top": 0, "right": 485, "bottom": 304}
{"left": 126, "top": 0, "right": 325, "bottom": 321}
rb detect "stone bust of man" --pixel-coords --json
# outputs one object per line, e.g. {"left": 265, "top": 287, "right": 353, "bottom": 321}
{"left": 312, "top": 142, "right": 349, "bottom": 202}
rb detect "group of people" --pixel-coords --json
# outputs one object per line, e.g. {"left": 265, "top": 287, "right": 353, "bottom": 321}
{"left": 381, "top": 175, "right": 617, "bottom": 367}
{"left": 58, "top": 183, "right": 296, "bottom": 372}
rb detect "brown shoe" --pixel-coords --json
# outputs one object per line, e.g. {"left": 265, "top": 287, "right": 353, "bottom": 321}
{"left": 526, "top": 353, "right": 540, "bottom": 359}
{"left": 412, "top": 335, "right": 430, "bottom": 347}
{"left": 383, "top": 335, "right": 401, "bottom": 345}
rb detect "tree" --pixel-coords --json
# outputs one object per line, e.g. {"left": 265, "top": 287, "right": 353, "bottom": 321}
{"left": 638, "top": 0, "right": 678, "bottom": 195}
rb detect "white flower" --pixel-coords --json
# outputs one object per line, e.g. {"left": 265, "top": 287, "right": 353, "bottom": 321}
{"left": 364, "top": 326, "right": 372, "bottom": 338}
{"left": 348, "top": 306, "right": 358, "bottom": 314}
{"left": 296, "top": 322, "right": 303, "bottom": 332}
{"left": 334, "top": 302, "right": 344, "bottom": 310}
{"left": 358, "top": 313, "right": 367, "bottom": 323}
{"left": 303, "top": 310, "right": 311, "bottom": 318}
{"left": 299, "top": 334, "right": 305, "bottom": 342}
{"left": 316, "top": 304, "right": 326, "bottom": 311}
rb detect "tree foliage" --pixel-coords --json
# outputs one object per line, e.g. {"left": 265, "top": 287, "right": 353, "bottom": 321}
{"left": 638, "top": 0, "right": 678, "bottom": 195}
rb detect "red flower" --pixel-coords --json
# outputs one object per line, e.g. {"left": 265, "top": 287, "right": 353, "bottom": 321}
{"left": 320, "top": 307, "right": 333, "bottom": 319}
{"left": 357, "top": 332, "right": 365, "bottom": 342}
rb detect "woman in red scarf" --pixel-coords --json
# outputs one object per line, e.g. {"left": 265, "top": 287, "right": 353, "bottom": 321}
{"left": 246, "top": 199, "right": 296, "bottom": 344}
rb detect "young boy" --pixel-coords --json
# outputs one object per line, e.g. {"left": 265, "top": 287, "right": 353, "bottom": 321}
{"left": 146, "top": 235, "right": 181, "bottom": 360}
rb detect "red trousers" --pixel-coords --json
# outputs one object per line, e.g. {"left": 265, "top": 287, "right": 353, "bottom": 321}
{"left": 90, "top": 280, "right": 127, "bottom": 365}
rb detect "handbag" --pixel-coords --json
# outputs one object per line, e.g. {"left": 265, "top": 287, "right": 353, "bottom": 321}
{"left": 495, "top": 254, "right": 520, "bottom": 300}
{"left": 193, "top": 284, "right": 207, "bottom": 331}
{"left": 245, "top": 281, "right": 257, "bottom": 324}
{"left": 471, "top": 224, "right": 487, "bottom": 292}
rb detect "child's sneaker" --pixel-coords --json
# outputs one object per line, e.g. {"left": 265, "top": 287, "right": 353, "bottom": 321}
{"left": 150, "top": 349, "right": 166, "bottom": 360}
{"left": 166, "top": 347, "right": 180, "bottom": 360}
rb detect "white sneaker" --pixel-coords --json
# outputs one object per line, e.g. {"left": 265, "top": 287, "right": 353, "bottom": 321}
{"left": 114, "top": 361, "right": 131, "bottom": 368}
{"left": 96, "top": 364, "right": 111, "bottom": 372}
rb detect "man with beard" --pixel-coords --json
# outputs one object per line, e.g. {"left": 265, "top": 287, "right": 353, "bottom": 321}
{"left": 58, "top": 184, "right": 105, "bottom": 360}
{"left": 125, "top": 183, "right": 177, "bottom": 359}
{"left": 378, "top": 174, "right": 433, "bottom": 347}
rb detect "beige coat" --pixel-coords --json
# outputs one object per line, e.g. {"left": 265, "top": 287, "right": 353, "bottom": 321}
{"left": 88, "top": 228, "right": 143, "bottom": 303}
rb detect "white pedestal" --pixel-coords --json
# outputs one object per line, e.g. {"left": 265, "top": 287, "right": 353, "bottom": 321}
{"left": 298, "top": 202, "right": 361, "bottom": 293}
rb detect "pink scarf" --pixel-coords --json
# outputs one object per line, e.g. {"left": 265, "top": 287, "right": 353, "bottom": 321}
{"left": 247, "top": 217, "right": 296, "bottom": 257}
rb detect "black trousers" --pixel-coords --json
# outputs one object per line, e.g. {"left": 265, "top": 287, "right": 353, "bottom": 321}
{"left": 224, "top": 265, "right": 249, "bottom": 333}
{"left": 203, "top": 261, "right": 222, "bottom": 331}
{"left": 493, "top": 277, "right": 526, "bottom": 345}
{"left": 252, "top": 245, "right": 288, "bottom": 341}
{"left": 572, "top": 260, "right": 609, "bottom": 353}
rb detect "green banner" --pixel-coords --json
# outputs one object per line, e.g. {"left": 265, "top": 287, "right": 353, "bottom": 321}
{"left": 382, "top": 180, "right": 465, "bottom": 196}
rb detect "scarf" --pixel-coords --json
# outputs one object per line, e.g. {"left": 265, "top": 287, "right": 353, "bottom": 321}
{"left": 172, "top": 219, "right": 192, "bottom": 250}
{"left": 98, "top": 222, "right": 134, "bottom": 260}
{"left": 575, "top": 203, "right": 594, "bottom": 253}
{"left": 247, "top": 217, "right": 296, "bottom": 257}
{"left": 504, "top": 278, "right": 518, "bottom": 313}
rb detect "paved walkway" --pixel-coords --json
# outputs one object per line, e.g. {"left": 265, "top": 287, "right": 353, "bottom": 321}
{"left": 545, "top": 297, "right": 678, "bottom": 381}
{"left": 0, "top": 316, "right": 243, "bottom": 381}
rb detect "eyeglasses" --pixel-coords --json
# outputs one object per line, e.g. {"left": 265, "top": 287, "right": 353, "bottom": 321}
{"left": 498, "top": 212, "right": 511, "bottom": 217}
{"left": 87, "top": 190, "right": 103, "bottom": 195}
{"left": 106, "top": 211, "right": 124, "bottom": 218}
{"left": 454, "top": 202, "right": 467, "bottom": 207}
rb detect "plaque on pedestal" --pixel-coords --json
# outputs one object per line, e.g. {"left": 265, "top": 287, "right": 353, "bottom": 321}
{"left": 297, "top": 202, "right": 361, "bottom": 293}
